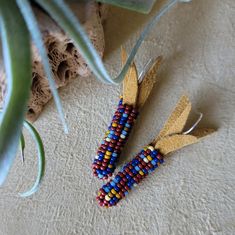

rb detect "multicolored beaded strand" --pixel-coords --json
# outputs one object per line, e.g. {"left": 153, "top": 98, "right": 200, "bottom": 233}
{"left": 92, "top": 98, "right": 138, "bottom": 179}
{"left": 96, "top": 145, "right": 164, "bottom": 207}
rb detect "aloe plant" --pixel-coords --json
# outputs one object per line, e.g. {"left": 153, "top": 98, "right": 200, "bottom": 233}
{"left": 0, "top": 0, "right": 191, "bottom": 196}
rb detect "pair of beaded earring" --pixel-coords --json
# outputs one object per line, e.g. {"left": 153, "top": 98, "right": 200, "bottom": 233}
{"left": 92, "top": 49, "right": 215, "bottom": 208}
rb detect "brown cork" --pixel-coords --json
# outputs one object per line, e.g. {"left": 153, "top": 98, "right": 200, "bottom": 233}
{"left": 121, "top": 48, "right": 138, "bottom": 106}
{"left": 0, "top": 2, "right": 107, "bottom": 122}
{"left": 137, "top": 56, "right": 163, "bottom": 109}
{"left": 154, "top": 95, "right": 191, "bottom": 144}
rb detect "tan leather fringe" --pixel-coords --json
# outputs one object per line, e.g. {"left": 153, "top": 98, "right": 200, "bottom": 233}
{"left": 153, "top": 95, "right": 215, "bottom": 155}
{"left": 155, "top": 128, "right": 215, "bottom": 155}
{"left": 121, "top": 48, "right": 138, "bottom": 106}
{"left": 154, "top": 95, "right": 191, "bottom": 143}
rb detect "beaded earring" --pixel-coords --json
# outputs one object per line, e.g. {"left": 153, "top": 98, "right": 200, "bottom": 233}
{"left": 96, "top": 95, "right": 216, "bottom": 207}
{"left": 92, "top": 48, "right": 163, "bottom": 179}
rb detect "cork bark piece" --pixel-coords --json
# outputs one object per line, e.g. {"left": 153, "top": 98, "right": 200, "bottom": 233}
{"left": 121, "top": 48, "right": 138, "bottom": 106}
{"left": 137, "top": 56, "right": 163, "bottom": 109}
{"left": 154, "top": 95, "right": 191, "bottom": 143}
{"left": 155, "top": 128, "right": 215, "bottom": 155}
{"left": 0, "top": 2, "right": 107, "bottom": 122}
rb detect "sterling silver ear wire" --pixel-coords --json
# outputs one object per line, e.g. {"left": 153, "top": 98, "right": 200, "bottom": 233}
{"left": 183, "top": 112, "right": 203, "bottom": 135}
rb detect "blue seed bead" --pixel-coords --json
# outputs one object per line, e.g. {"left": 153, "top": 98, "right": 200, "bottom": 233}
{"left": 112, "top": 153, "right": 118, "bottom": 157}
{"left": 132, "top": 159, "right": 139, "bottom": 165}
{"left": 123, "top": 113, "right": 128, "bottom": 118}
{"left": 124, "top": 191, "right": 128, "bottom": 196}
{"left": 151, "top": 160, "right": 157, "bottom": 166}
{"left": 114, "top": 186, "right": 120, "bottom": 192}
{"left": 98, "top": 174, "right": 104, "bottom": 179}
{"left": 110, "top": 181, "right": 115, "bottom": 187}
{"left": 109, "top": 200, "right": 115, "bottom": 205}
{"left": 113, "top": 197, "right": 118, "bottom": 202}
{"left": 107, "top": 147, "right": 113, "bottom": 152}
{"left": 115, "top": 175, "right": 121, "bottom": 182}
{"left": 135, "top": 166, "right": 140, "bottom": 171}
{"left": 152, "top": 150, "right": 158, "bottom": 156}
{"left": 119, "top": 120, "right": 125, "bottom": 125}
{"left": 119, "top": 108, "right": 125, "bottom": 113}
{"left": 126, "top": 174, "right": 131, "bottom": 180}
{"left": 122, "top": 130, "right": 128, "bottom": 135}
{"left": 127, "top": 182, "right": 132, "bottom": 188}
{"left": 110, "top": 130, "right": 115, "bottom": 135}
{"left": 140, "top": 154, "right": 145, "bottom": 159}
{"left": 142, "top": 169, "right": 148, "bottom": 175}
{"left": 130, "top": 178, "right": 135, "bottom": 184}
{"left": 130, "top": 168, "right": 136, "bottom": 174}
{"left": 103, "top": 186, "right": 110, "bottom": 193}
{"left": 125, "top": 123, "right": 131, "bottom": 128}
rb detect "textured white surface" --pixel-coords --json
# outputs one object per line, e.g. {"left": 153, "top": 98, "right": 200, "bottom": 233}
{"left": 0, "top": 0, "right": 235, "bottom": 234}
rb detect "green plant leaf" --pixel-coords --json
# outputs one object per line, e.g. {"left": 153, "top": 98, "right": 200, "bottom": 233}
{"left": 20, "top": 133, "right": 25, "bottom": 162}
{"left": 16, "top": 0, "right": 68, "bottom": 133}
{"left": 36, "top": 0, "right": 185, "bottom": 85}
{"left": 19, "top": 121, "right": 45, "bottom": 197}
{"left": 0, "top": 0, "right": 31, "bottom": 185}
{"left": 97, "top": 0, "right": 156, "bottom": 14}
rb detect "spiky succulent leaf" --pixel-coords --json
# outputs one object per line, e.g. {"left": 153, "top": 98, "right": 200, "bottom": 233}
{"left": 17, "top": 0, "right": 68, "bottom": 133}
{"left": 0, "top": 0, "right": 31, "bottom": 185}
{"left": 19, "top": 121, "right": 45, "bottom": 197}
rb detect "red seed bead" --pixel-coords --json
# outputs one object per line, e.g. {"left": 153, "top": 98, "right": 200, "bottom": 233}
{"left": 138, "top": 164, "right": 143, "bottom": 169}
{"left": 145, "top": 166, "right": 150, "bottom": 171}
{"left": 123, "top": 177, "right": 127, "bottom": 182}
{"left": 147, "top": 163, "right": 152, "bottom": 168}
{"left": 124, "top": 185, "right": 129, "bottom": 191}
{"left": 142, "top": 162, "right": 147, "bottom": 166}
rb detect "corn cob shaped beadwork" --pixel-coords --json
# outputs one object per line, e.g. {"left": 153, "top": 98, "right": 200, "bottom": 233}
{"left": 92, "top": 98, "right": 138, "bottom": 179}
{"left": 96, "top": 145, "right": 164, "bottom": 207}
{"left": 96, "top": 95, "right": 216, "bottom": 207}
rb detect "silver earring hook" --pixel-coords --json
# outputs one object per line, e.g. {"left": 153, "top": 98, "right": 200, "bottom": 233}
{"left": 138, "top": 59, "right": 153, "bottom": 84}
{"left": 183, "top": 112, "right": 203, "bottom": 135}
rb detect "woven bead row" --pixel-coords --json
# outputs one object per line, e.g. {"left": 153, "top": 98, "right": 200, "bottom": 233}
{"left": 96, "top": 145, "right": 164, "bottom": 207}
{"left": 92, "top": 98, "right": 138, "bottom": 179}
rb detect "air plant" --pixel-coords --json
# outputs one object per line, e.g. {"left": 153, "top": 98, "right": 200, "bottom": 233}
{"left": 0, "top": 0, "right": 191, "bottom": 196}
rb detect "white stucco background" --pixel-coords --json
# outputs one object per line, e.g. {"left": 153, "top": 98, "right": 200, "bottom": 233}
{"left": 0, "top": 0, "right": 235, "bottom": 234}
